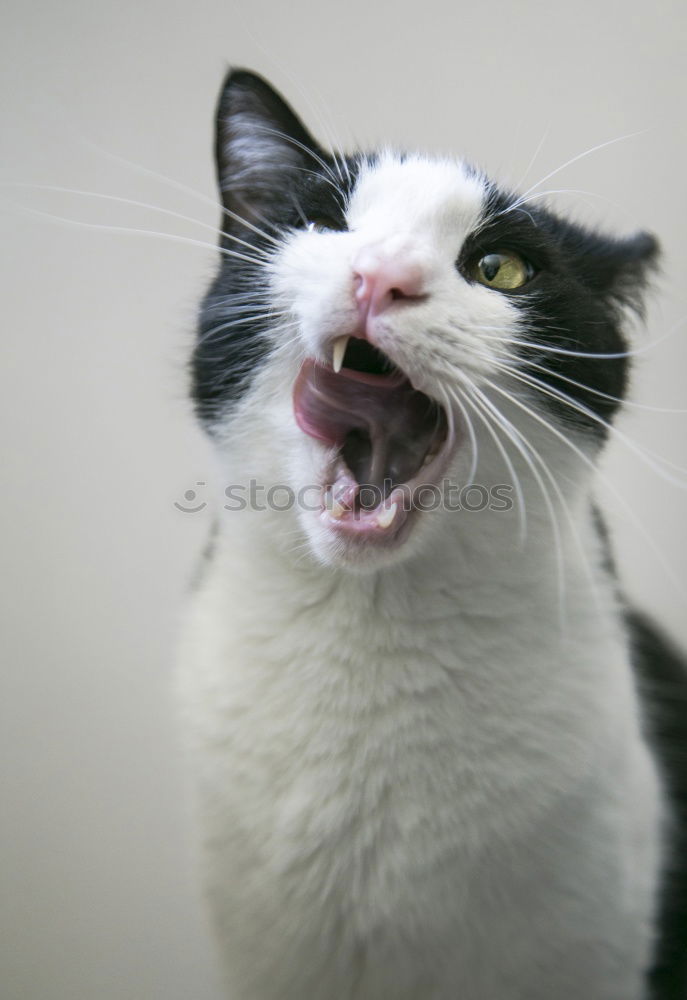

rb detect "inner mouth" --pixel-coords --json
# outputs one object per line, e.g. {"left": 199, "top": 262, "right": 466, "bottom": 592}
{"left": 338, "top": 336, "right": 398, "bottom": 377}
{"left": 293, "top": 339, "right": 450, "bottom": 515}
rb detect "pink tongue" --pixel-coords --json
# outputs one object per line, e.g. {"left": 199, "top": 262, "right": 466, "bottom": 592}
{"left": 293, "top": 360, "right": 442, "bottom": 489}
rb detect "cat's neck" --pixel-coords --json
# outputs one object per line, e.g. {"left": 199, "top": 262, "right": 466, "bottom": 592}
{"left": 210, "top": 494, "right": 614, "bottom": 642}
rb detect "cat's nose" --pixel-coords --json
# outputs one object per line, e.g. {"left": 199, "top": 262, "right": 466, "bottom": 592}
{"left": 352, "top": 245, "right": 428, "bottom": 325}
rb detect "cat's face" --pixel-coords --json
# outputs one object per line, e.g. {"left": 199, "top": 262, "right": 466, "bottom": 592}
{"left": 193, "top": 70, "right": 657, "bottom": 570}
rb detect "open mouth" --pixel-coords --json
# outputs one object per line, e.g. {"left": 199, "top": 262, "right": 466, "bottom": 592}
{"left": 293, "top": 337, "right": 456, "bottom": 541}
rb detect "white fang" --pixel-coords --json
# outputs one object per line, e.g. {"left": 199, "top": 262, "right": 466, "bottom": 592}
{"left": 332, "top": 335, "right": 349, "bottom": 373}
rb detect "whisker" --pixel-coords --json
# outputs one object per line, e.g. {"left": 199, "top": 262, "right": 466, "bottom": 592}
{"left": 505, "top": 129, "right": 649, "bottom": 213}
{"left": 466, "top": 380, "right": 568, "bottom": 620}
{"left": 0, "top": 181, "right": 275, "bottom": 262}
{"left": 266, "top": 328, "right": 305, "bottom": 359}
{"left": 216, "top": 16, "right": 353, "bottom": 192}
{"left": 502, "top": 187, "right": 627, "bottom": 216}
{"left": 250, "top": 124, "right": 343, "bottom": 189}
{"left": 450, "top": 377, "right": 527, "bottom": 546}
{"left": 514, "top": 355, "right": 687, "bottom": 415}
{"left": 469, "top": 380, "right": 603, "bottom": 617}
{"left": 513, "top": 129, "right": 549, "bottom": 193}
{"left": 197, "top": 312, "right": 292, "bottom": 347}
{"left": 289, "top": 190, "right": 310, "bottom": 228}
{"left": 285, "top": 163, "right": 348, "bottom": 207}
{"left": 5, "top": 201, "right": 272, "bottom": 268}
{"left": 439, "top": 385, "right": 479, "bottom": 489}
{"left": 475, "top": 321, "right": 687, "bottom": 362}
{"left": 486, "top": 358, "right": 687, "bottom": 488}
{"left": 75, "top": 138, "right": 285, "bottom": 247}
{"left": 481, "top": 375, "right": 687, "bottom": 604}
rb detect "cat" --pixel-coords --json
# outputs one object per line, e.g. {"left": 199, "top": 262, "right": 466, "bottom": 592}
{"left": 177, "top": 69, "right": 687, "bottom": 999}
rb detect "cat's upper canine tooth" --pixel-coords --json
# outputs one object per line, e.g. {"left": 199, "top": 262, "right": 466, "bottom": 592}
{"left": 332, "top": 336, "right": 349, "bottom": 374}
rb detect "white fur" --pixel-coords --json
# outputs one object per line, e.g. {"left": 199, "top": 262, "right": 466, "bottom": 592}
{"left": 179, "top": 155, "right": 663, "bottom": 998}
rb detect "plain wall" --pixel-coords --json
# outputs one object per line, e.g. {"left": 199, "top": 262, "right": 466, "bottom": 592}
{"left": 1, "top": 1, "right": 686, "bottom": 997}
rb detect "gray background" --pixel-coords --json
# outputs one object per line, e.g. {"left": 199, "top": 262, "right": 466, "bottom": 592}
{"left": 1, "top": 1, "right": 686, "bottom": 997}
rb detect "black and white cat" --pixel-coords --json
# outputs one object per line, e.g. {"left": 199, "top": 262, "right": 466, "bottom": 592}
{"left": 178, "top": 70, "right": 687, "bottom": 999}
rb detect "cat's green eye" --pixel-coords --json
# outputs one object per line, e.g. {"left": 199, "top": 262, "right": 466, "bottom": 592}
{"left": 472, "top": 251, "right": 533, "bottom": 291}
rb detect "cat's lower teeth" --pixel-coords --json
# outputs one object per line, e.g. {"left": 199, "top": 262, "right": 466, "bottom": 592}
{"left": 422, "top": 446, "right": 439, "bottom": 468}
{"left": 326, "top": 493, "right": 346, "bottom": 519}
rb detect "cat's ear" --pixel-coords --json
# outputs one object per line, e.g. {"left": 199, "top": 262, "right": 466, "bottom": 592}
{"left": 214, "top": 69, "right": 322, "bottom": 229}
{"left": 569, "top": 228, "right": 660, "bottom": 314}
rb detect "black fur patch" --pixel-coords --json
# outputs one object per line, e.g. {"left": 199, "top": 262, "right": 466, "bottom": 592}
{"left": 626, "top": 610, "right": 687, "bottom": 999}
{"left": 459, "top": 184, "right": 658, "bottom": 440}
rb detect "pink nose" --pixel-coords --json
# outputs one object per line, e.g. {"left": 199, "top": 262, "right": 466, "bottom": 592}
{"left": 353, "top": 246, "right": 427, "bottom": 324}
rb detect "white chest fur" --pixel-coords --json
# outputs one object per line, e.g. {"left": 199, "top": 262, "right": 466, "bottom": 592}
{"left": 178, "top": 506, "right": 662, "bottom": 1000}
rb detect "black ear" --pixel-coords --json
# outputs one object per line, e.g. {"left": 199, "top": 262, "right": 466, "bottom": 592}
{"left": 214, "top": 69, "right": 322, "bottom": 230}
{"left": 565, "top": 226, "right": 660, "bottom": 314}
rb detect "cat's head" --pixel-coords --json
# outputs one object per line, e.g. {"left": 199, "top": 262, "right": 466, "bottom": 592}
{"left": 193, "top": 70, "right": 658, "bottom": 571}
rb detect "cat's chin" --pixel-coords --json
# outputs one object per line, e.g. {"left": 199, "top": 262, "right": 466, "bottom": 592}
{"left": 298, "top": 503, "right": 444, "bottom": 572}
{"left": 293, "top": 435, "right": 460, "bottom": 572}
